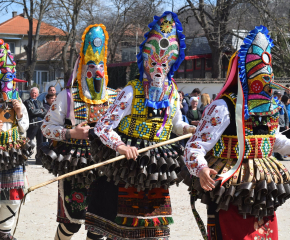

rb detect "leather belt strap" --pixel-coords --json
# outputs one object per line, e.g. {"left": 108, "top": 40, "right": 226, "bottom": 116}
{"left": 245, "top": 159, "right": 254, "bottom": 183}
{"left": 267, "top": 157, "right": 283, "bottom": 184}
{"left": 269, "top": 156, "right": 290, "bottom": 181}
{"left": 231, "top": 163, "right": 241, "bottom": 185}
{"left": 211, "top": 159, "right": 227, "bottom": 178}
{"left": 263, "top": 158, "right": 278, "bottom": 184}
{"left": 207, "top": 156, "right": 219, "bottom": 168}
{"left": 258, "top": 158, "right": 271, "bottom": 183}
{"left": 254, "top": 137, "right": 259, "bottom": 158}
{"left": 240, "top": 163, "right": 248, "bottom": 183}
{"left": 221, "top": 158, "right": 233, "bottom": 175}
{"left": 254, "top": 158, "right": 265, "bottom": 181}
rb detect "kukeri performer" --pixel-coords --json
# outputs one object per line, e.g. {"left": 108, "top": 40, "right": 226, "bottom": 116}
{"left": 85, "top": 11, "right": 196, "bottom": 240}
{"left": 0, "top": 40, "right": 34, "bottom": 240}
{"left": 40, "top": 24, "right": 117, "bottom": 240}
{"left": 185, "top": 26, "right": 290, "bottom": 240}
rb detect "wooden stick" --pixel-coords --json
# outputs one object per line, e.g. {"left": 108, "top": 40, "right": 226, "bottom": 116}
{"left": 28, "top": 133, "right": 192, "bottom": 193}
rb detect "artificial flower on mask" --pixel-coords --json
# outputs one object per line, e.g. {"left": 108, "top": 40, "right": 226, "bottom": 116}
{"left": 77, "top": 24, "right": 109, "bottom": 104}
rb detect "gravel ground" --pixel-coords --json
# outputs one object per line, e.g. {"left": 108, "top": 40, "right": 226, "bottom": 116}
{"left": 12, "top": 155, "right": 290, "bottom": 240}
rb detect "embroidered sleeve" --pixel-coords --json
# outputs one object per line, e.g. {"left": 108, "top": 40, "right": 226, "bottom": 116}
{"left": 17, "top": 102, "right": 29, "bottom": 133}
{"left": 41, "top": 90, "right": 68, "bottom": 141}
{"left": 94, "top": 86, "right": 133, "bottom": 151}
{"left": 184, "top": 99, "right": 230, "bottom": 176}
{"left": 274, "top": 133, "right": 290, "bottom": 156}
{"left": 171, "top": 94, "right": 190, "bottom": 135}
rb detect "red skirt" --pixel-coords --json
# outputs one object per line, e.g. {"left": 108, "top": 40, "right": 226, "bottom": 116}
{"left": 214, "top": 205, "right": 278, "bottom": 240}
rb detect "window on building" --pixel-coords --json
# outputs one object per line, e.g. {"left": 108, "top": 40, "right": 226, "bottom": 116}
{"left": 186, "top": 59, "right": 193, "bottom": 71}
{"left": 205, "top": 59, "right": 212, "bottom": 70}
{"left": 7, "top": 42, "right": 15, "bottom": 54}
{"left": 33, "top": 71, "right": 49, "bottom": 87}
{"left": 195, "top": 59, "right": 201, "bottom": 70}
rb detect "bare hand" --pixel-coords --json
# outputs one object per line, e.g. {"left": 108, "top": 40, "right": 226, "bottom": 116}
{"left": 199, "top": 167, "right": 217, "bottom": 191}
{"left": 187, "top": 126, "right": 196, "bottom": 134}
{"left": 0, "top": 120, "right": 3, "bottom": 131}
{"left": 70, "top": 121, "right": 90, "bottom": 139}
{"left": 12, "top": 100, "right": 22, "bottom": 119}
{"left": 191, "top": 120, "right": 199, "bottom": 126}
{"left": 117, "top": 145, "right": 138, "bottom": 160}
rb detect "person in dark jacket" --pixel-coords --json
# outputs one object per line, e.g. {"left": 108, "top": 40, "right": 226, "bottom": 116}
{"left": 179, "top": 91, "right": 188, "bottom": 115}
{"left": 186, "top": 96, "right": 202, "bottom": 126}
{"left": 24, "top": 87, "right": 47, "bottom": 164}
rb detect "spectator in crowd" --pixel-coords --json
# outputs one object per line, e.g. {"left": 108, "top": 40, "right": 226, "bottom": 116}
{"left": 184, "top": 88, "right": 201, "bottom": 106}
{"left": 179, "top": 91, "right": 189, "bottom": 116}
{"left": 24, "top": 87, "right": 47, "bottom": 164}
{"left": 282, "top": 95, "right": 290, "bottom": 139}
{"left": 200, "top": 93, "right": 211, "bottom": 114}
{"left": 48, "top": 85, "right": 56, "bottom": 94}
{"left": 43, "top": 86, "right": 57, "bottom": 104}
{"left": 186, "top": 96, "right": 202, "bottom": 126}
{"left": 284, "top": 84, "right": 290, "bottom": 97}
{"left": 274, "top": 91, "right": 289, "bottom": 160}
{"left": 43, "top": 93, "right": 56, "bottom": 111}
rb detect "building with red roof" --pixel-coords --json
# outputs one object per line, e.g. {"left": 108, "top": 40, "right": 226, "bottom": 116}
{"left": 0, "top": 11, "right": 68, "bottom": 89}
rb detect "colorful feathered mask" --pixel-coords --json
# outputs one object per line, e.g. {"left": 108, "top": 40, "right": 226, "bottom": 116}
{"left": 137, "top": 11, "right": 185, "bottom": 109}
{"left": 77, "top": 24, "right": 109, "bottom": 104}
{"left": 238, "top": 25, "right": 287, "bottom": 119}
{"left": 0, "top": 40, "right": 26, "bottom": 101}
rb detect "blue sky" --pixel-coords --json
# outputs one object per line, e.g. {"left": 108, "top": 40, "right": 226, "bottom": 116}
{"left": 0, "top": 1, "right": 185, "bottom": 24}
{"left": 0, "top": 4, "right": 24, "bottom": 23}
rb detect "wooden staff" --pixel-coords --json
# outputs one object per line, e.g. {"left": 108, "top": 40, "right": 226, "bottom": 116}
{"left": 27, "top": 133, "right": 192, "bottom": 193}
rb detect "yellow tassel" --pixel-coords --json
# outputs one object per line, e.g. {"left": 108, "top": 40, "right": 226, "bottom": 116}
{"left": 122, "top": 217, "right": 127, "bottom": 225}
{"left": 144, "top": 219, "right": 149, "bottom": 227}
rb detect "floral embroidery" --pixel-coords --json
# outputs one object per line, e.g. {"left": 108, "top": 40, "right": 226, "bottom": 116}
{"left": 45, "top": 115, "right": 51, "bottom": 122}
{"left": 210, "top": 117, "right": 221, "bottom": 126}
{"left": 65, "top": 191, "right": 87, "bottom": 212}
{"left": 53, "top": 130, "right": 60, "bottom": 138}
{"left": 51, "top": 104, "right": 57, "bottom": 111}
{"left": 190, "top": 142, "right": 201, "bottom": 149}
{"left": 201, "top": 132, "right": 212, "bottom": 142}
{"left": 254, "top": 218, "right": 273, "bottom": 240}
{"left": 46, "top": 129, "right": 51, "bottom": 136}
{"left": 72, "top": 192, "right": 85, "bottom": 203}
{"left": 119, "top": 102, "right": 128, "bottom": 110}
{"left": 110, "top": 114, "right": 120, "bottom": 121}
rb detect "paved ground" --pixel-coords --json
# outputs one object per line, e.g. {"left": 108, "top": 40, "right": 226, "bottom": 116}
{"left": 12, "top": 155, "right": 290, "bottom": 240}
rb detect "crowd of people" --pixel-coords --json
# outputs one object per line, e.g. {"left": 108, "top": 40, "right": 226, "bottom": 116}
{"left": 179, "top": 88, "right": 214, "bottom": 127}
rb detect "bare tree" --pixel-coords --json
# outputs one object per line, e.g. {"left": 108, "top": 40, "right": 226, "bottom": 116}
{"left": 14, "top": 0, "right": 52, "bottom": 87}
{"left": 178, "top": 0, "right": 245, "bottom": 78}
{"left": 46, "top": 0, "right": 86, "bottom": 85}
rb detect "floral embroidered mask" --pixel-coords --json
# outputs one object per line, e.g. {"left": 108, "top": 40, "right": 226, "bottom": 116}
{"left": 77, "top": 24, "right": 109, "bottom": 104}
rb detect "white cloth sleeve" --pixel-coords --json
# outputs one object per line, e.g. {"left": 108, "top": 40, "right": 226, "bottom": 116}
{"left": 184, "top": 99, "right": 230, "bottom": 177}
{"left": 171, "top": 94, "right": 191, "bottom": 135}
{"left": 273, "top": 133, "right": 290, "bottom": 156}
{"left": 94, "top": 86, "right": 133, "bottom": 151}
{"left": 41, "top": 90, "right": 68, "bottom": 141}
{"left": 17, "top": 102, "right": 29, "bottom": 133}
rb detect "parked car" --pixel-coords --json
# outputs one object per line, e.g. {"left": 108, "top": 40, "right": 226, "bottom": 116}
{"left": 18, "top": 90, "right": 30, "bottom": 102}
{"left": 37, "top": 92, "right": 48, "bottom": 103}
